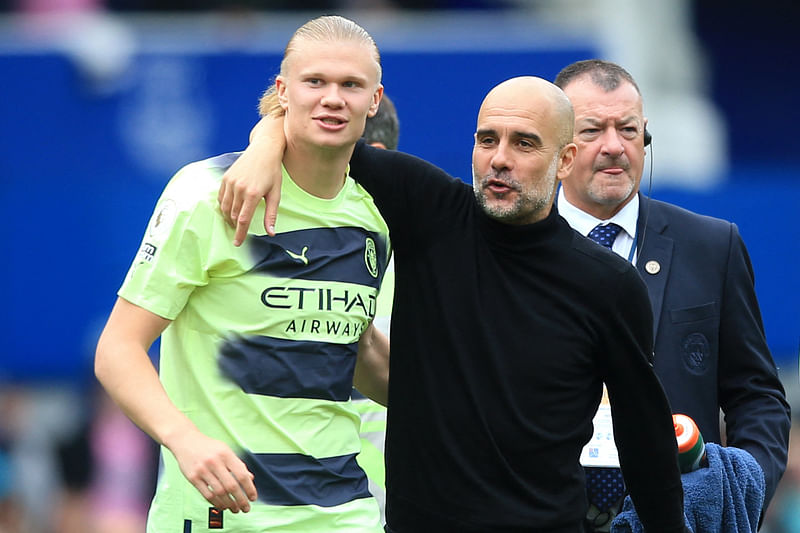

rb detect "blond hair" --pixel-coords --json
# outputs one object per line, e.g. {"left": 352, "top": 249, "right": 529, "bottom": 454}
{"left": 258, "top": 15, "right": 381, "bottom": 117}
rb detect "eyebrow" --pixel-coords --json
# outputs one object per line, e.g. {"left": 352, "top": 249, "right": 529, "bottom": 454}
{"left": 580, "top": 116, "right": 640, "bottom": 126}
{"left": 476, "top": 128, "right": 543, "bottom": 145}
{"left": 299, "top": 70, "right": 371, "bottom": 84}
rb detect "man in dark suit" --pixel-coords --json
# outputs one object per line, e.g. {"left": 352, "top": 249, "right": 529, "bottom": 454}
{"left": 553, "top": 59, "right": 791, "bottom": 530}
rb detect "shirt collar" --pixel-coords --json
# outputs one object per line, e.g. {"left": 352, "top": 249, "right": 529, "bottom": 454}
{"left": 557, "top": 187, "right": 639, "bottom": 240}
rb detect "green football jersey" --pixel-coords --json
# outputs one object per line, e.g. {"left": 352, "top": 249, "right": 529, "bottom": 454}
{"left": 119, "top": 153, "right": 389, "bottom": 532}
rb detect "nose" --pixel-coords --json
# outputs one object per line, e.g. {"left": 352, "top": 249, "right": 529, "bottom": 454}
{"left": 599, "top": 128, "right": 625, "bottom": 157}
{"left": 320, "top": 84, "right": 345, "bottom": 108}
{"left": 490, "top": 140, "right": 513, "bottom": 172}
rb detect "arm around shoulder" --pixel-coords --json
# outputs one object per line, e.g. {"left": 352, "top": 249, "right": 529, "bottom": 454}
{"left": 219, "top": 114, "right": 287, "bottom": 245}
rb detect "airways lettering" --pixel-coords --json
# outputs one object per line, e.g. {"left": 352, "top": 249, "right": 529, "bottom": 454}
{"left": 284, "top": 319, "right": 365, "bottom": 338}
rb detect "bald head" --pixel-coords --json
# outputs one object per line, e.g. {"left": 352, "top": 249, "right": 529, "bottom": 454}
{"left": 479, "top": 76, "right": 575, "bottom": 148}
{"left": 472, "top": 76, "right": 577, "bottom": 225}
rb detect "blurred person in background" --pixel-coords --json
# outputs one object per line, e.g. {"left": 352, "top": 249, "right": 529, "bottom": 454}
{"left": 553, "top": 59, "right": 790, "bottom": 530}
{"left": 361, "top": 93, "right": 399, "bottom": 151}
{"left": 0, "top": 391, "right": 24, "bottom": 533}
{"left": 51, "top": 399, "right": 94, "bottom": 533}
{"left": 94, "top": 14, "right": 390, "bottom": 532}
{"left": 0, "top": 381, "right": 96, "bottom": 533}
{"left": 761, "top": 417, "right": 800, "bottom": 532}
{"left": 87, "top": 389, "right": 155, "bottom": 533}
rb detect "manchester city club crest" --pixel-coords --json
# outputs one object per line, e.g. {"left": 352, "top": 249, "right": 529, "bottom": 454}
{"left": 148, "top": 198, "right": 177, "bottom": 239}
{"left": 364, "top": 237, "right": 378, "bottom": 278}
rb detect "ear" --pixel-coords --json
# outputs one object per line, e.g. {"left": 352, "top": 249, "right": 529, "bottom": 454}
{"left": 556, "top": 142, "right": 578, "bottom": 183}
{"left": 276, "top": 76, "right": 289, "bottom": 111}
{"left": 367, "top": 84, "right": 384, "bottom": 118}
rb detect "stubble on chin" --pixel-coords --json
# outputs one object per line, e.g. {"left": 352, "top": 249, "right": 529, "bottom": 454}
{"left": 474, "top": 182, "right": 512, "bottom": 221}
{"left": 587, "top": 174, "right": 635, "bottom": 208}
{"left": 474, "top": 182, "right": 550, "bottom": 224}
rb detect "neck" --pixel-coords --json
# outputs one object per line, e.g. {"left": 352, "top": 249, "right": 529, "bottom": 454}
{"left": 585, "top": 203, "right": 623, "bottom": 221}
{"left": 564, "top": 190, "right": 634, "bottom": 221}
{"left": 282, "top": 141, "right": 354, "bottom": 199}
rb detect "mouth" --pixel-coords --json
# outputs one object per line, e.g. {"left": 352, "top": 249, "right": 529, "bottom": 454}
{"left": 485, "top": 176, "right": 516, "bottom": 195}
{"left": 595, "top": 158, "right": 629, "bottom": 176}
{"left": 597, "top": 166, "right": 625, "bottom": 176}
{"left": 314, "top": 115, "right": 348, "bottom": 130}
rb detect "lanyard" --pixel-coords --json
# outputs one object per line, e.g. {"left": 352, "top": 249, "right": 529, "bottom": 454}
{"left": 627, "top": 230, "right": 638, "bottom": 264}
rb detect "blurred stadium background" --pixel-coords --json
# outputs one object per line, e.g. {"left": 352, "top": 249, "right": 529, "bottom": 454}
{"left": 0, "top": 1, "right": 798, "bottom": 531}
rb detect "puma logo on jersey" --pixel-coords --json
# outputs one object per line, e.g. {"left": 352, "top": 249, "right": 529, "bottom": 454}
{"left": 285, "top": 246, "right": 309, "bottom": 265}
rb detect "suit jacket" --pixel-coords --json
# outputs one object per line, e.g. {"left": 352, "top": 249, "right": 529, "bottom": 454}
{"left": 634, "top": 194, "right": 790, "bottom": 507}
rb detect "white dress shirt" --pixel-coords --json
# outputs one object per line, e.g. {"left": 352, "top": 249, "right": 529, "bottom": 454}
{"left": 557, "top": 188, "right": 640, "bottom": 265}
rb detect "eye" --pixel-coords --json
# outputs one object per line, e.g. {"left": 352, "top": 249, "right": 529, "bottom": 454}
{"left": 305, "top": 78, "right": 322, "bottom": 86}
{"left": 342, "top": 80, "right": 361, "bottom": 89}
{"left": 517, "top": 139, "right": 534, "bottom": 149}
{"left": 621, "top": 126, "right": 639, "bottom": 139}
{"left": 478, "top": 136, "right": 497, "bottom": 146}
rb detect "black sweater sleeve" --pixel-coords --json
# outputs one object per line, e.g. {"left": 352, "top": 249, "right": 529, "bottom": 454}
{"left": 349, "top": 140, "right": 472, "bottom": 247}
{"left": 602, "top": 265, "right": 687, "bottom": 532}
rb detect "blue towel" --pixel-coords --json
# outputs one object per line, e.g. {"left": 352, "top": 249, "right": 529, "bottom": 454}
{"left": 611, "top": 443, "right": 765, "bottom": 533}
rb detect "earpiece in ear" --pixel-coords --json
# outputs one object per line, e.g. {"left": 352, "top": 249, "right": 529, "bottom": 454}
{"left": 644, "top": 128, "right": 652, "bottom": 147}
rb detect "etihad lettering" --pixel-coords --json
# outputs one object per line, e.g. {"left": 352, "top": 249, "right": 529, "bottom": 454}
{"left": 260, "top": 286, "right": 376, "bottom": 317}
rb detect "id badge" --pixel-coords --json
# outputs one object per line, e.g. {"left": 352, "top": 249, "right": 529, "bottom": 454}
{"left": 579, "top": 385, "right": 620, "bottom": 468}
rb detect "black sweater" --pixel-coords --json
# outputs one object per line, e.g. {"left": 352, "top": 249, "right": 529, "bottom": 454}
{"left": 351, "top": 142, "right": 686, "bottom": 532}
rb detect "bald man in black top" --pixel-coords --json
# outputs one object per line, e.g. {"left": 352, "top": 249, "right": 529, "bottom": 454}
{"left": 220, "top": 76, "right": 689, "bottom": 533}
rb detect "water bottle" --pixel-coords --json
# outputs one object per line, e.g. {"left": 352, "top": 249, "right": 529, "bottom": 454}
{"left": 672, "top": 414, "right": 707, "bottom": 473}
